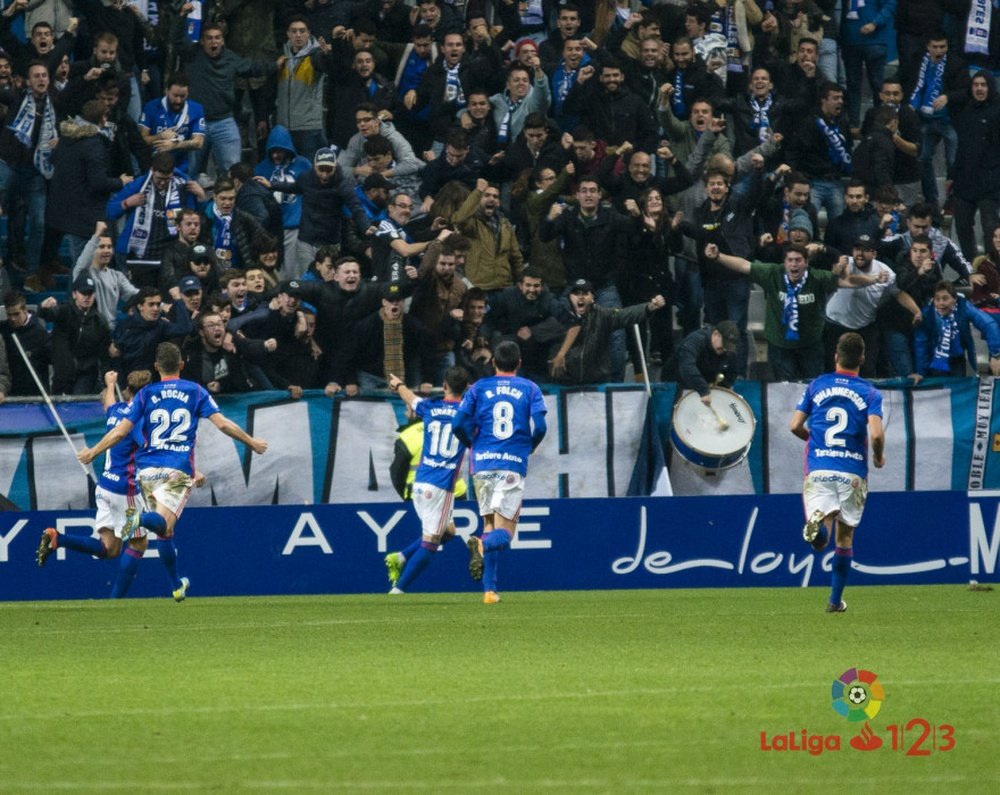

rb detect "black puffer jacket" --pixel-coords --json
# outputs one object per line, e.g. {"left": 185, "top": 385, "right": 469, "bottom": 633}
{"left": 949, "top": 71, "right": 1000, "bottom": 202}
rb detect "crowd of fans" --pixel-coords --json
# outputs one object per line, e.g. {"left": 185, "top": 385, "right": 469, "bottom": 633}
{"left": 1, "top": 0, "right": 1000, "bottom": 403}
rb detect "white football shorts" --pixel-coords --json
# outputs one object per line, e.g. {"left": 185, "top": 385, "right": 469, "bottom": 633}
{"left": 138, "top": 467, "right": 193, "bottom": 518}
{"left": 95, "top": 485, "right": 147, "bottom": 540}
{"left": 803, "top": 470, "right": 868, "bottom": 528}
{"left": 472, "top": 470, "right": 525, "bottom": 521}
{"left": 412, "top": 482, "right": 455, "bottom": 539}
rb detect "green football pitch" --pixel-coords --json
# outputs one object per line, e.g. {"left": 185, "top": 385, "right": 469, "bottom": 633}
{"left": 1, "top": 585, "right": 996, "bottom": 792}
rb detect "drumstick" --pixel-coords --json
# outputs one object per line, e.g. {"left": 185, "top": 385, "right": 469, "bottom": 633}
{"left": 709, "top": 375, "right": 729, "bottom": 430}
{"left": 708, "top": 403, "right": 729, "bottom": 431}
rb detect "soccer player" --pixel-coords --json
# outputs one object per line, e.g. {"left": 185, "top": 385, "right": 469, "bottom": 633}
{"left": 37, "top": 370, "right": 202, "bottom": 600}
{"left": 454, "top": 340, "right": 547, "bottom": 604}
{"left": 789, "top": 332, "right": 885, "bottom": 613}
{"left": 384, "top": 367, "right": 469, "bottom": 594}
{"left": 76, "top": 342, "right": 268, "bottom": 548}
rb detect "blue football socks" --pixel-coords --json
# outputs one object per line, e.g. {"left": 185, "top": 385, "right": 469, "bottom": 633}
{"left": 111, "top": 546, "right": 144, "bottom": 598}
{"left": 830, "top": 546, "right": 853, "bottom": 606}
{"left": 396, "top": 541, "right": 438, "bottom": 591}
{"left": 400, "top": 538, "right": 423, "bottom": 564}
{"left": 140, "top": 511, "right": 167, "bottom": 536}
{"left": 158, "top": 538, "right": 181, "bottom": 590}
{"left": 482, "top": 529, "right": 512, "bottom": 592}
{"left": 58, "top": 532, "right": 106, "bottom": 558}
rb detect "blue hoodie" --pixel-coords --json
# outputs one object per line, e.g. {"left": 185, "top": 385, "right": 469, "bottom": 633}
{"left": 254, "top": 126, "right": 312, "bottom": 230}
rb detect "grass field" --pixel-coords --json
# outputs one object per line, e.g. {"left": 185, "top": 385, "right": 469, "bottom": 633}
{"left": 1, "top": 585, "right": 997, "bottom": 792}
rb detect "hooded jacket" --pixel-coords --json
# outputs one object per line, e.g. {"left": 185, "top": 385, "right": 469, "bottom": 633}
{"left": 47, "top": 117, "right": 125, "bottom": 238}
{"left": 276, "top": 35, "right": 327, "bottom": 132}
{"left": 255, "top": 126, "right": 312, "bottom": 230}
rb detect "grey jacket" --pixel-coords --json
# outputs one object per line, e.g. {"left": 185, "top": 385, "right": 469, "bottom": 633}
{"left": 73, "top": 235, "right": 140, "bottom": 329}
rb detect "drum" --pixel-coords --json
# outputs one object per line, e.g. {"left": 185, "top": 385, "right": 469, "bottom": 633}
{"left": 670, "top": 387, "right": 756, "bottom": 471}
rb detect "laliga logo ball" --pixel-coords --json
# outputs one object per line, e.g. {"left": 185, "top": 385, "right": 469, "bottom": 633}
{"left": 832, "top": 668, "right": 883, "bottom": 722}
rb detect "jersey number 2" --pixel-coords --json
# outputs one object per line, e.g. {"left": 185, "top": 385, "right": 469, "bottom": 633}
{"left": 824, "top": 407, "right": 849, "bottom": 448}
{"left": 149, "top": 408, "right": 193, "bottom": 447}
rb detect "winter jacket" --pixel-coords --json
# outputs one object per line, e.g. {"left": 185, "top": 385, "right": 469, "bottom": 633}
{"left": 255, "top": 126, "right": 312, "bottom": 231}
{"left": 841, "top": 0, "right": 896, "bottom": 48}
{"left": 276, "top": 36, "right": 327, "bottom": 132}
{"left": 662, "top": 326, "right": 738, "bottom": 396}
{"left": 564, "top": 81, "right": 659, "bottom": 152}
{"left": 851, "top": 125, "right": 896, "bottom": 195}
{"left": 72, "top": 236, "right": 141, "bottom": 330}
{"left": 450, "top": 189, "right": 524, "bottom": 291}
{"left": 0, "top": 314, "right": 50, "bottom": 396}
{"left": 38, "top": 299, "right": 111, "bottom": 394}
{"left": 948, "top": 71, "right": 1000, "bottom": 202}
{"left": 557, "top": 301, "right": 651, "bottom": 383}
{"left": 413, "top": 53, "right": 502, "bottom": 142}
{"left": 270, "top": 168, "right": 368, "bottom": 247}
{"left": 337, "top": 121, "right": 424, "bottom": 180}
{"left": 47, "top": 118, "right": 125, "bottom": 238}
{"left": 914, "top": 296, "right": 1000, "bottom": 374}
{"left": 540, "top": 204, "right": 632, "bottom": 289}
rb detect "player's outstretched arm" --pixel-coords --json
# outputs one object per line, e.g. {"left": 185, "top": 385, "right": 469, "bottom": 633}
{"left": 388, "top": 374, "right": 418, "bottom": 408}
{"left": 210, "top": 414, "right": 268, "bottom": 455}
{"left": 77, "top": 418, "right": 134, "bottom": 464}
{"left": 869, "top": 415, "right": 886, "bottom": 468}
{"left": 789, "top": 410, "right": 809, "bottom": 442}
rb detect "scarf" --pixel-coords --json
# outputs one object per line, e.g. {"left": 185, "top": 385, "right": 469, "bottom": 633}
{"left": 185, "top": 0, "right": 202, "bottom": 42}
{"left": 931, "top": 310, "right": 962, "bottom": 371}
{"left": 672, "top": 69, "right": 688, "bottom": 119}
{"left": 214, "top": 212, "right": 233, "bottom": 260}
{"left": 383, "top": 314, "right": 405, "bottom": 382}
{"left": 782, "top": 272, "right": 807, "bottom": 341}
{"left": 817, "top": 116, "right": 852, "bottom": 174}
{"left": 711, "top": 4, "right": 743, "bottom": 73}
{"left": 966, "top": 0, "right": 995, "bottom": 56}
{"left": 126, "top": 170, "right": 184, "bottom": 258}
{"left": 8, "top": 91, "right": 57, "bottom": 178}
{"left": 909, "top": 54, "right": 946, "bottom": 117}
{"left": 497, "top": 92, "right": 524, "bottom": 144}
{"left": 444, "top": 61, "right": 465, "bottom": 107}
{"left": 749, "top": 93, "right": 772, "bottom": 141}
{"left": 846, "top": 0, "right": 865, "bottom": 20}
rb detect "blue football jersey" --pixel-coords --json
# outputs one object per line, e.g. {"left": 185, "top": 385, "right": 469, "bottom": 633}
{"left": 413, "top": 398, "right": 467, "bottom": 490}
{"left": 98, "top": 401, "right": 139, "bottom": 496}
{"left": 126, "top": 377, "right": 220, "bottom": 475}
{"left": 796, "top": 371, "right": 883, "bottom": 478}
{"left": 456, "top": 375, "right": 546, "bottom": 476}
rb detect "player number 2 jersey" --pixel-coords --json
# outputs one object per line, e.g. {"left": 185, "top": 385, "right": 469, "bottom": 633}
{"left": 796, "top": 371, "right": 883, "bottom": 478}
{"left": 126, "top": 377, "right": 220, "bottom": 475}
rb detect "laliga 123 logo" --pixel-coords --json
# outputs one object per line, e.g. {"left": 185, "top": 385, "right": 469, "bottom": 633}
{"left": 760, "top": 667, "right": 956, "bottom": 756}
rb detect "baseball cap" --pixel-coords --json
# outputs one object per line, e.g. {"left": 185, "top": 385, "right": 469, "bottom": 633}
{"left": 178, "top": 275, "right": 202, "bottom": 294}
{"left": 569, "top": 278, "right": 593, "bottom": 294}
{"left": 854, "top": 234, "right": 876, "bottom": 250}
{"left": 73, "top": 274, "right": 96, "bottom": 294}
{"left": 362, "top": 173, "right": 395, "bottom": 191}
{"left": 190, "top": 243, "right": 213, "bottom": 263}
{"left": 314, "top": 146, "right": 339, "bottom": 167}
{"left": 715, "top": 320, "right": 740, "bottom": 353}
{"left": 381, "top": 281, "right": 404, "bottom": 301}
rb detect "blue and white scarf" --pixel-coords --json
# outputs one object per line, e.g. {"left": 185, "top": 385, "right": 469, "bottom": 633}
{"left": 931, "top": 310, "right": 962, "bottom": 370}
{"left": 8, "top": 91, "right": 57, "bottom": 178}
{"left": 127, "top": 170, "right": 185, "bottom": 258}
{"left": 750, "top": 94, "right": 772, "bottom": 142}
{"left": 909, "top": 54, "right": 946, "bottom": 117}
{"left": 214, "top": 212, "right": 232, "bottom": 259}
{"left": 966, "top": 0, "right": 996, "bottom": 56}
{"left": 444, "top": 62, "right": 465, "bottom": 107}
{"left": 185, "top": 0, "right": 202, "bottom": 42}
{"left": 817, "top": 116, "right": 852, "bottom": 174}
{"left": 846, "top": 0, "right": 865, "bottom": 20}
{"left": 497, "top": 93, "right": 524, "bottom": 144}
{"left": 672, "top": 69, "right": 688, "bottom": 119}
{"left": 782, "top": 272, "right": 807, "bottom": 341}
